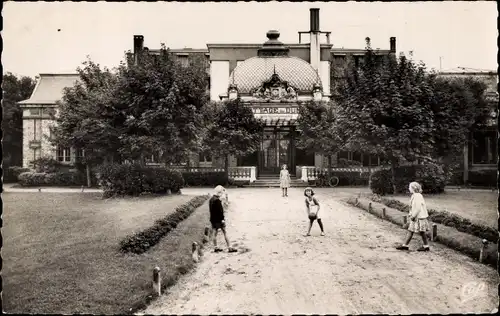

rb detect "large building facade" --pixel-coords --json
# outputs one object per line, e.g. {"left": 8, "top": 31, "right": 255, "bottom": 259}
{"left": 131, "top": 8, "right": 394, "bottom": 177}
{"left": 18, "top": 8, "right": 496, "bottom": 183}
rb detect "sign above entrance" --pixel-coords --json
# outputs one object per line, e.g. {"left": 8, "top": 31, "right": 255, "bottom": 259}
{"left": 252, "top": 107, "right": 298, "bottom": 114}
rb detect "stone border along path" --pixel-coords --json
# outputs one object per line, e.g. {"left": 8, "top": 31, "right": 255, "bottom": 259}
{"left": 141, "top": 188, "right": 498, "bottom": 315}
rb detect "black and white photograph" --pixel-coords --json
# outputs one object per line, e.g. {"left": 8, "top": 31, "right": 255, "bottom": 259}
{"left": 1, "top": 1, "right": 498, "bottom": 314}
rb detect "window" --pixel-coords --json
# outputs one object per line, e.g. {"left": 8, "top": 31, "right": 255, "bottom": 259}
{"left": 57, "top": 146, "right": 71, "bottom": 162}
{"left": 472, "top": 130, "right": 497, "bottom": 165}
{"left": 76, "top": 148, "right": 85, "bottom": 161}
{"left": 145, "top": 151, "right": 161, "bottom": 164}
{"left": 177, "top": 55, "right": 189, "bottom": 68}
{"left": 352, "top": 152, "right": 362, "bottom": 163}
{"left": 362, "top": 154, "right": 370, "bottom": 166}
{"left": 338, "top": 151, "right": 349, "bottom": 160}
{"left": 199, "top": 152, "right": 212, "bottom": 163}
{"left": 363, "top": 154, "right": 381, "bottom": 166}
{"left": 30, "top": 108, "right": 41, "bottom": 116}
{"left": 33, "top": 120, "right": 37, "bottom": 140}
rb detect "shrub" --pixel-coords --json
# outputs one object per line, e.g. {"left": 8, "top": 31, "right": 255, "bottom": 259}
{"left": 447, "top": 170, "right": 464, "bottom": 186}
{"left": 369, "top": 169, "right": 393, "bottom": 195}
{"left": 369, "top": 195, "right": 498, "bottom": 243}
{"left": 4, "top": 166, "right": 31, "bottom": 183}
{"left": 468, "top": 169, "right": 497, "bottom": 187}
{"left": 119, "top": 195, "right": 209, "bottom": 254}
{"left": 29, "top": 157, "right": 67, "bottom": 173}
{"left": 17, "top": 171, "right": 87, "bottom": 186}
{"left": 181, "top": 171, "right": 227, "bottom": 187}
{"left": 369, "top": 163, "right": 447, "bottom": 195}
{"left": 18, "top": 172, "right": 47, "bottom": 186}
{"left": 97, "top": 163, "right": 184, "bottom": 198}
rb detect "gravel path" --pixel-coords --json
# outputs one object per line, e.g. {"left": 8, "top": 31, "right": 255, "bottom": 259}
{"left": 143, "top": 188, "right": 498, "bottom": 314}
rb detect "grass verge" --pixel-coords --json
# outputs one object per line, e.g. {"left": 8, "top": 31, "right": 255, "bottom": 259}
{"left": 346, "top": 196, "right": 498, "bottom": 269}
{"left": 120, "top": 195, "right": 209, "bottom": 254}
{"left": 363, "top": 193, "right": 498, "bottom": 244}
{"left": 1, "top": 192, "right": 209, "bottom": 314}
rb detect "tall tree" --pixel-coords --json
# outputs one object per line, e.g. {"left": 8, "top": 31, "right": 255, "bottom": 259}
{"left": 112, "top": 45, "right": 209, "bottom": 165}
{"left": 2, "top": 73, "right": 36, "bottom": 168}
{"left": 334, "top": 38, "right": 436, "bottom": 191}
{"left": 428, "top": 75, "right": 491, "bottom": 174}
{"left": 51, "top": 58, "right": 121, "bottom": 186}
{"left": 204, "top": 98, "right": 264, "bottom": 182}
{"left": 296, "top": 100, "right": 349, "bottom": 175}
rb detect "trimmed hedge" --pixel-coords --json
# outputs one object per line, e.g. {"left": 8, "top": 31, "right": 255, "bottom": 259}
{"left": 468, "top": 169, "right": 497, "bottom": 187}
{"left": 18, "top": 171, "right": 88, "bottom": 187}
{"left": 4, "top": 166, "right": 31, "bottom": 183}
{"left": 98, "top": 163, "right": 184, "bottom": 198}
{"left": 367, "top": 194, "right": 498, "bottom": 244}
{"left": 347, "top": 197, "right": 498, "bottom": 268}
{"left": 182, "top": 171, "right": 228, "bottom": 187}
{"left": 119, "top": 194, "right": 210, "bottom": 254}
{"left": 370, "top": 163, "right": 447, "bottom": 195}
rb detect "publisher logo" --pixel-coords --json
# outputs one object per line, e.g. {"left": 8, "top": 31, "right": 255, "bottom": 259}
{"left": 460, "top": 281, "right": 487, "bottom": 303}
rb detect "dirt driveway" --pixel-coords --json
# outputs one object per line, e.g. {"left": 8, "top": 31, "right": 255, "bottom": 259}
{"left": 143, "top": 188, "right": 498, "bottom": 314}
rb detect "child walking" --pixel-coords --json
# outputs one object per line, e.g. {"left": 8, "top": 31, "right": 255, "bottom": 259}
{"left": 209, "top": 185, "right": 237, "bottom": 253}
{"left": 304, "top": 187, "right": 325, "bottom": 236}
{"left": 396, "top": 182, "right": 431, "bottom": 251}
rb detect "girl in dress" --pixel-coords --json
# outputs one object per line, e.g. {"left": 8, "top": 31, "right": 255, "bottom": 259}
{"left": 396, "top": 182, "right": 431, "bottom": 251}
{"left": 280, "top": 164, "right": 291, "bottom": 197}
{"left": 304, "top": 187, "right": 325, "bottom": 236}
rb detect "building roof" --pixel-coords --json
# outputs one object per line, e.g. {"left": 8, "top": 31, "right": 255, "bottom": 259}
{"left": 229, "top": 30, "right": 321, "bottom": 94}
{"left": 18, "top": 73, "right": 79, "bottom": 105}
{"left": 231, "top": 56, "right": 321, "bottom": 94}
{"left": 438, "top": 67, "right": 498, "bottom": 75}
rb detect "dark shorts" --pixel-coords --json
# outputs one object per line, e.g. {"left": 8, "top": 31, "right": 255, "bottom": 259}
{"left": 211, "top": 221, "right": 226, "bottom": 230}
{"left": 308, "top": 214, "right": 318, "bottom": 221}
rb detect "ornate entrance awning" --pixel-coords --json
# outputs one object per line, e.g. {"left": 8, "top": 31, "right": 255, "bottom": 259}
{"left": 255, "top": 114, "right": 298, "bottom": 126}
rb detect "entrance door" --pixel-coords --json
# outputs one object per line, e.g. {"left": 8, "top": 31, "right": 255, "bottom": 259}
{"left": 259, "top": 129, "right": 293, "bottom": 175}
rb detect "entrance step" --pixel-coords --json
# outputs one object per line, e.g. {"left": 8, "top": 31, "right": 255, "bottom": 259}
{"left": 245, "top": 179, "right": 309, "bottom": 188}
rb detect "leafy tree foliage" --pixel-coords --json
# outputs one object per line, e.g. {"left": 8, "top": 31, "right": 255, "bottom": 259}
{"left": 53, "top": 46, "right": 210, "bottom": 176}
{"left": 112, "top": 46, "right": 209, "bottom": 164}
{"left": 2, "top": 73, "right": 36, "bottom": 167}
{"left": 51, "top": 58, "right": 121, "bottom": 168}
{"left": 428, "top": 75, "right": 490, "bottom": 170}
{"left": 203, "top": 98, "right": 264, "bottom": 180}
{"left": 335, "top": 39, "right": 435, "bottom": 169}
{"left": 329, "top": 37, "right": 492, "bottom": 190}
{"left": 296, "top": 100, "right": 349, "bottom": 173}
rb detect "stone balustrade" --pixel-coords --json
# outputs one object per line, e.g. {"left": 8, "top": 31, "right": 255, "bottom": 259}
{"left": 300, "top": 166, "right": 380, "bottom": 182}
{"left": 228, "top": 166, "right": 257, "bottom": 183}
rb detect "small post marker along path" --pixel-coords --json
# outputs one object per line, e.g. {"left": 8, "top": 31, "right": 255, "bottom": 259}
{"left": 152, "top": 267, "right": 161, "bottom": 296}
{"left": 143, "top": 188, "right": 499, "bottom": 315}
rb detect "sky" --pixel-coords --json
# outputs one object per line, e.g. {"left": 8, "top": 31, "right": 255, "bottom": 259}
{"left": 3, "top": 1, "right": 498, "bottom": 78}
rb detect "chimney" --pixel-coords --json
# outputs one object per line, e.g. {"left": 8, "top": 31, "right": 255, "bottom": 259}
{"left": 134, "top": 35, "right": 144, "bottom": 65}
{"left": 309, "top": 8, "right": 321, "bottom": 73}
{"left": 310, "top": 8, "right": 320, "bottom": 33}
{"left": 390, "top": 37, "right": 396, "bottom": 53}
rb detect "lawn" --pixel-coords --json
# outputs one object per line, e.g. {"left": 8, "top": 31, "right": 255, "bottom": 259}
{"left": 386, "top": 190, "right": 497, "bottom": 229}
{"left": 2, "top": 192, "right": 210, "bottom": 314}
